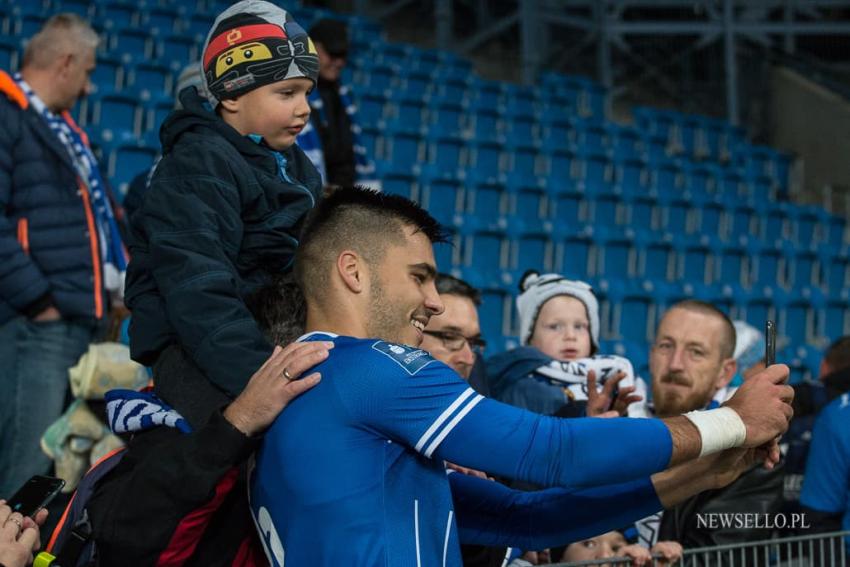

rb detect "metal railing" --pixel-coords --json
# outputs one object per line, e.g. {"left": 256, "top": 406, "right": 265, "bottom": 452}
{"left": 551, "top": 530, "right": 849, "bottom": 566}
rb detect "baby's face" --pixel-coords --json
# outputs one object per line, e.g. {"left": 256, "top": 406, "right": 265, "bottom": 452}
{"left": 529, "top": 295, "right": 592, "bottom": 361}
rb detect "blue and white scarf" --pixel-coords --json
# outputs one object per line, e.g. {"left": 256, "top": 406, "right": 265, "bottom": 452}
{"left": 15, "top": 74, "right": 128, "bottom": 298}
{"left": 298, "top": 82, "right": 381, "bottom": 189}
{"left": 105, "top": 389, "right": 192, "bottom": 434}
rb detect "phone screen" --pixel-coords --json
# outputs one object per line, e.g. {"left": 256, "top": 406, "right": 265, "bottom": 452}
{"left": 7, "top": 475, "right": 65, "bottom": 518}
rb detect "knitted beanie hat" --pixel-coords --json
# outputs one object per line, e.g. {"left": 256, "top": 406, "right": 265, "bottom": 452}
{"left": 201, "top": 0, "right": 319, "bottom": 107}
{"left": 517, "top": 271, "right": 600, "bottom": 348}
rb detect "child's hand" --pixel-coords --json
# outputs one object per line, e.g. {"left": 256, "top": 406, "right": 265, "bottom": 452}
{"left": 586, "top": 371, "right": 644, "bottom": 417}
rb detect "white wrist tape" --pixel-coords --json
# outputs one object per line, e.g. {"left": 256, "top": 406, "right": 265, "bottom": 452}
{"left": 684, "top": 407, "right": 748, "bottom": 457}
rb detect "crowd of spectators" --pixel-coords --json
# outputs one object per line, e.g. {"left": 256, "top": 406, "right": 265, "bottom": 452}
{"left": 1, "top": 2, "right": 848, "bottom": 566}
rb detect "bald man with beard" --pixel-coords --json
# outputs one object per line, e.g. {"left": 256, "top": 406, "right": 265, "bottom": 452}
{"left": 636, "top": 300, "right": 785, "bottom": 554}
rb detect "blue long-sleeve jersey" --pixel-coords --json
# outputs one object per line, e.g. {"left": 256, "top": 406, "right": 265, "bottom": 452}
{"left": 250, "top": 333, "right": 672, "bottom": 566}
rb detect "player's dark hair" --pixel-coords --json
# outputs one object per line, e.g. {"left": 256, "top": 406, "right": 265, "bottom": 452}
{"left": 824, "top": 335, "right": 850, "bottom": 374}
{"left": 294, "top": 186, "right": 448, "bottom": 298}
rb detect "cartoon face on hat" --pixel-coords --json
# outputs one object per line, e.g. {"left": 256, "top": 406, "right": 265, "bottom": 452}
{"left": 201, "top": 0, "right": 319, "bottom": 106}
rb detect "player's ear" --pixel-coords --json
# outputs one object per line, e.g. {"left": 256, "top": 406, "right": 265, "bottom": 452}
{"left": 337, "top": 250, "right": 364, "bottom": 293}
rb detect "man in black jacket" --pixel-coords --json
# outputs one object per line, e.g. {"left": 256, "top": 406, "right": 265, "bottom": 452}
{"left": 637, "top": 300, "right": 784, "bottom": 551}
{"left": 0, "top": 14, "right": 111, "bottom": 497}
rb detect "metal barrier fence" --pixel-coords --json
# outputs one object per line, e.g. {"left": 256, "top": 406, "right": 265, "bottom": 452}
{"left": 551, "top": 530, "right": 849, "bottom": 566}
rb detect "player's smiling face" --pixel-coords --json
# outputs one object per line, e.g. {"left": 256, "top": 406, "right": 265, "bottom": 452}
{"left": 366, "top": 226, "right": 444, "bottom": 348}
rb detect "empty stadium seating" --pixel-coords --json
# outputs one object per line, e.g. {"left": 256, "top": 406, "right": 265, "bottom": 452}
{"left": 0, "top": 0, "right": 845, "bottom": 373}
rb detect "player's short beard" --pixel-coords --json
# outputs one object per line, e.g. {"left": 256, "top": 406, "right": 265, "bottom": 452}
{"left": 365, "top": 276, "right": 407, "bottom": 345}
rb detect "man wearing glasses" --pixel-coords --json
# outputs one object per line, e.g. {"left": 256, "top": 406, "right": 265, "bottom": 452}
{"left": 420, "top": 274, "right": 487, "bottom": 382}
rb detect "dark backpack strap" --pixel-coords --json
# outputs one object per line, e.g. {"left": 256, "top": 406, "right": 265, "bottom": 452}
{"left": 43, "top": 447, "right": 128, "bottom": 567}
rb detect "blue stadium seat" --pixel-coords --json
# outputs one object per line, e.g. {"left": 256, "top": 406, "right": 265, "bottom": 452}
{"left": 478, "top": 287, "right": 510, "bottom": 340}
{"left": 107, "top": 142, "right": 158, "bottom": 199}
{"left": 575, "top": 148, "right": 610, "bottom": 193}
{"left": 788, "top": 205, "right": 820, "bottom": 246}
{"left": 503, "top": 117, "right": 536, "bottom": 148}
{"left": 110, "top": 27, "right": 152, "bottom": 59}
{"left": 90, "top": 92, "right": 142, "bottom": 134}
{"left": 504, "top": 141, "right": 539, "bottom": 187}
{"left": 384, "top": 129, "right": 423, "bottom": 166}
{"left": 426, "top": 133, "right": 465, "bottom": 175}
{"left": 461, "top": 226, "right": 509, "bottom": 288}
{"left": 818, "top": 209, "right": 846, "bottom": 246}
{"left": 385, "top": 96, "right": 424, "bottom": 135}
{"left": 683, "top": 162, "right": 719, "bottom": 195}
{"left": 508, "top": 182, "right": 547, "bottom": 226}
{"left": 90, "top": 55, "right": 124, "bottom": 92}
{"left": 542, "top": 148, "right": 577, "bottom": 182}
{"left": 607, "top": 124, "right": 642, "bottom": 160}
{"left": 432, "top": 74, "right": 468, "bottom": 102}
{"left": 54, "top": 0, "right": 93, "bottom": 19}
{"left": 779, "top": 286, "right": 824, "bottom": 346}
{"left": 656, "top": 192, "right": 690, "bottom": 235}
{"left": 398, "top": 69, "right": 431, "bottom": 101}
{"left": 128, "top": 62, "right": 172, "bottom": 96}
{"left": 102, "top": 1, "right": 138, "bottom": 28}
{"left": 15, "top": 14, "right": 46, "bottom": 37}
{"left": 181, "top": 12, "right": 214, "bottom": 40}
{"left": 788, "top": 248, "right": 819, "bottom": 289}
{"left": 0, "top": 38, "right": 19, "bottom": 72}
{"left": 728, "top": 201, "right": 757, "bottom": 239}
{"left": 539, "top": 116, "right": 573, "bottom": 153}
{"left": 143, "top": 95, "right": 174, "bottom": 135}
{"left": 824, "top": 295, "right": 850, "bottom": 340}
{"left": 539, "top": 96, "right": 574, "bottom": 124}
{"left": 573, "top": 120, "right": 607, "bottom": 154}
{"left": 509, "top": 228, "right": 553, "bottom": 275}
{"left": 468, "top": 108, "right": 501, "bottom": 143}
{"left": 420, "top": 175, "right": 462, "bottom": 228}
{"left": 594, "top": 227, "right": 635, "bottom": 280}
{"left": 611, "top": 157, "right": 646, "bottom": 196}
{"left": 620, "top": 192, "right": 655, "bottom": 229}
{"left": 428, "top": 99, "right": 464, "bottom": 136}
{"left": 748, "top": 241, "right": 787, "bottom": 288}
{"left": 377, "top": 42, "right": 410, "bottom": 68}
{"left": 608, "top": 279, "right": 653, "bottom": 342}
{"left": 467, "top": 78, "right": 502, "bottom": 113}
{"left": 634, "top": 231, "right": 674, "bottom": 281}
{"left": 358, "top": 124, "right": 382, "bottom": 163}
{"left": 355, "top": 91, "right": 388, "bottom": 125}
{"left": 467, "top": 140, "right": 503, "bottom": 176}
{"left": 464, "top": 179, "right": 506, "bottom": 231}
{"left": 143, "top": 6, "right": 180, "bottom": 34}
{"left": 378, "top": 163, "right": 417, "bottom": 200}
{"left": 820, "top": 246, "right": 849, "bottom": 296}
{"left": 712, "top": 240, "right": 748, "bottom": 287}
{"left": 760, "top": 201, "right": 790, "bottom": 243}
{"left": 647, "top": 157, "right": 681, "bottom": 197}
{"left": 675, "top": 235, "right": 712, "bottom": 285}
{"left": 587, "top": 189, "right": 622, "bottom": 226}
{"left": 548, "top": 183, "right": 585, "bottom": 227}
{"left": 157, "top": 35, "right": 197, "bottom": 68}
{"left": 554, "top": 226, "right": 593, "bottom": 280}
{"left": 690, "top": 192, "right": 725, "bottom": 238}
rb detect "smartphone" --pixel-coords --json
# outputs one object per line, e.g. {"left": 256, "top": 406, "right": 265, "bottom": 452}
{"left": 765, "top": 320, "right": 776, "bottom": 366}
{"left": 6, "top": 475, "right": 65, "bottom": 518}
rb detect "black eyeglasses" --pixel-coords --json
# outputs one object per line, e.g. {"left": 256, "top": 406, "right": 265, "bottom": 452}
{"left": 422, "top": 330, "right": 487, "bottom": 354}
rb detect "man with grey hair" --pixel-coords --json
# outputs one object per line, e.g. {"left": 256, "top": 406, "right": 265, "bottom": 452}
{"left": 0, "top": 14, "right": 123, "bottom": 497}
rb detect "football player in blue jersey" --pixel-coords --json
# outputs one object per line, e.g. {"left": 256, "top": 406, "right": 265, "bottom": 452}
{"left": 250, "top": 186, "right": 795, "bottom": 567}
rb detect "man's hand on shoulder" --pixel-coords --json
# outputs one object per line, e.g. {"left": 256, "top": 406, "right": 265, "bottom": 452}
{"left": 224, "top": 341, "right": 333, "bottom": 437}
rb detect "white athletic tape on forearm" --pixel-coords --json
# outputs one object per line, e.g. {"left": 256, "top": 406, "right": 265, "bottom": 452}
{"left": 684, "top": 407, "right": 748, "bottom": 457}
